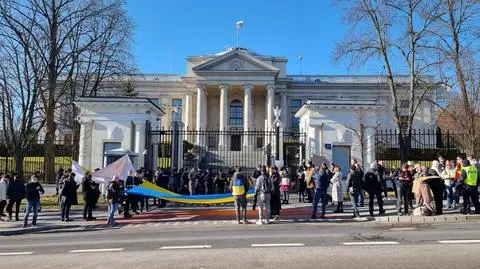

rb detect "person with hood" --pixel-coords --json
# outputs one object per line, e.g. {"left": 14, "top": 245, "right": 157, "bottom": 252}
{"left": 427, "top": 160, "right": 446, "bottom": 215}
{"left": 0, "top": 174, "right": 9, "bottom": 217}
{"left": 364, "top": 163, "right": 385, "bottom": 217}
{"left": 397, "top": 163, "right": 413, "bottom": 216}
{"left": 347, "top": 165, "right": 364, "bottom": 218}
{"left": 311, "top": 164, "right": 330, "bottom": 219}
{"left": 82, "top": 171, "right": 99, "bottom": 221}
{"left": 254, "top": 166, "right": 273, "bottom": 224}
{"left": 458, "top": 159, "right": 480, "bottom": 214}
{"left": 331, "top": 166, "right": 344, "bottom": 213}
{"left": 230, "top": 166, "right": 250, "bottom": 224}
{"left": 6, "top": 174, "right": 25, "bottom": 221}
{"left": 106, "top": 175, "right": 122, "bottom": 225}
{"left": 60, "top": 172, "right": 78, "bottom": 221}
{"left": 23, "top": 175, "right": 44, "bottom": 228}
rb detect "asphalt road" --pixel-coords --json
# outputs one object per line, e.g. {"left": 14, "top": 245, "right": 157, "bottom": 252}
{"left": 1, "top": 222, "right": 480, "bottom": 268}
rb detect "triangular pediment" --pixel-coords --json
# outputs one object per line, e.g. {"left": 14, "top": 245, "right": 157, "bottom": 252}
{"left": 192, "top": 49, "right": 279, "bottom": 75}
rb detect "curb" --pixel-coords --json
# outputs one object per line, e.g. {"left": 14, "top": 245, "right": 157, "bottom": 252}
{"left": 374, "top": 214, "right": 480, "bottom": 223}
{"left": 0, "top": 224, "right": 81, "bottom": 236}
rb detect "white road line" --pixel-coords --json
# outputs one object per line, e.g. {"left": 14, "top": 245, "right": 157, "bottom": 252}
{"left": 438, "top": 240, "right": 480, "bottom": 244}
{"left": 69, "top": 248, "right": 124, "bottom": 253}
{"left": 0, "top": 252, "right": 34, "bottom": 256}
{"left": 159, "top": 245, "right": 212, "bottom": 250}
{"left": 251, "top": 243, "right": 305, "bottom": 247}
{"left": 343, "top": 241, "right": 399, "bottom": 246}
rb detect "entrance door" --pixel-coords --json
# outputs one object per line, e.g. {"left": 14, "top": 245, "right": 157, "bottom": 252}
{"left": 231, "top": 135, "right": 241, "bottom": 151}
{"left": 332, "top": 145, "right": 350, "bottom": 179}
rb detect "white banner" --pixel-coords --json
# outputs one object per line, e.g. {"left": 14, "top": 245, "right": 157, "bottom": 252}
{"left": 91, "top": 154, "right": 136, "bottom": 184}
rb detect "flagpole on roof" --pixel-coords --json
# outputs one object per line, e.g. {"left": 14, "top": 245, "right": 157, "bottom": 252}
{"left": 236, "top": 20, "right": 244, "bottom": 48}
{"left": 298, "top": 54, "right": 303, "bottom": 75}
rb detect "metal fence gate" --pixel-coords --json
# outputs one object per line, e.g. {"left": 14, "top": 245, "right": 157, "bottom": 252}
{"left": 147, "top": 128, "right": 305, "bottom": 173}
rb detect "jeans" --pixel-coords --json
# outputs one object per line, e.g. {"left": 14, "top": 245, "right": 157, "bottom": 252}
{"left": 107, "top": 201, "right": 117, "bottom": 225}
{"left": 60, "top": 199, "right": 71, "bottom": 220}
{"left": 397, "top": 182, "right": 412, "bottom": 214}
{"left": 83, "top": 196, "right": 96, "bottom": 219}
{"left": 257, "top": 193, "right": 271, "bottom": 222}
{"left": 6, "top": 199, "right": 22, "bottom": 219}
{"left": 367, "top": 189, "right": 384, "bottom": 216}
{"left": 24, "top": 199, "right": 40, "bottom": 226}
{"left": 282, "top": 191, "right": 289, "bottom": 203}
{"left": 381, "top": 179, "right": 388, "bottom": 199}
{"left": 356, "top": 191, "right": 364, "bottom": 207}
{"left": 446, "top": 182, "right": 456, "bottom": 206}
{"left": 312, "top": 189, "right": 328, "bottom": 216}
{"left": 349, "top": 189, "right": 362, "bottom": 214}
{"left": 234, "top": 195, "right": 247, "bottom": 221}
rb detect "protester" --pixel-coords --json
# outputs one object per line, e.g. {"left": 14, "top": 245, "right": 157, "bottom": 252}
{"left": 23, "top": 175, "right": 45, "bottom": 228}
{"left": 230, "top": 167, "right": 250, "bottom": 224}
{"left": 458, "top": 159, "right": 480, "bottom": 215}
{"left": 297, "top": 166, "right": 307, "bottom": 203}
{"left": 269, "top": 166, "right": 281, "bottom": 220}
{"left": 253, "top": 166, "right": 273, "bottom": 224}
{"left": 204, "top": 169, "right": 214, "bottom": 195}
{"left": 305, "top": 161, "right": 315, "bottom": 203}
{"left": 397, "top": 163, "right": 413, "bottom": 216}
{"left": 214, "top": 172, "right": 226, "bottom": 194}
{"left": 347, "top": 165, "right": 363, "bottom": 217}
{"left": 188, "top": 168, "right": 196, "bottom": 196}
{"left": 354, "top": 163, "right": 365, "bottom": 206}
{"left": 60, "top": 172, "right": 78, "bottom": 222}
{"left": 6, "top": 174, "right": 25, "bottom": 221}
{"left": 106, "top": 175, "right": 122, "bottom": 226}
{"left": 82, "top": 171, "right": 99, "bottom": 221}
{"left": 377, "top": 161, "right": 388, "bottom": 200}
{"left": 364, "top": 163, "right": 385, "bottom": 217}
{"left": 311, "top": 164, "right": 330, "bottom": 219}
{"left": 55, "top": 167, "right": 64, "bottom": 196}
{"left": 442, "top": 160, "right": 457, "bottom": 209}
{"left": 331, "top": 166, "right": 344, "bottom": 213}
{"left": 280, "top": 168, "right": 291, "bottom": 205}
{"left": 123, "top": 171, "right": 135, "bottom": 218}
{"left": 427, "top": 161, "right": 446, "bottom": 215}
{"left": 0, "top": 174, "right": 9, "bottom": 218}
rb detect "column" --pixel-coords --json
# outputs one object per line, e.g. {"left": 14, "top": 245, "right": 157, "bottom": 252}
{"left": 134, "top": 120, "right": 146, "bottom": 169}
{"left": 78, "top": 120, "right": 93, "bottom": 169}
{"left": 365, "top": 126, "right": 376, "bottom": 169}
{"left": 184, "top": 93, "right": 192, "bottom": 130}
{"left": 151, "top": 120, "right": 159, "bottom": 171}
{"left": 195, "top": 85, "right": 207, "bottom": 146}
{"left": 243, "top": 84, "right": 253, "bottom": 147}
{"left": 219, "top": 84, "right": 228, "bottom": 148}
{"left": 281, "top": 93, "right": 287, "bottom": 127}
{"left": 266, "top": 85, "right": 275, "bottom": 130}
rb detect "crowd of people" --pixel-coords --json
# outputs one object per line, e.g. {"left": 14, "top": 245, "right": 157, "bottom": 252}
{"left": 0, "top": 154, "right": 478, "bottom": 227}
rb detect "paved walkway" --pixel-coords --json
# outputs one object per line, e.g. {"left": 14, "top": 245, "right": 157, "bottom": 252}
{"left": 1, "top": 196, "right": 478, "bottom": 235}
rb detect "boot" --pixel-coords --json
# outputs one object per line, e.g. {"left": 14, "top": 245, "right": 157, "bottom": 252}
{"left": 339, "top": 202, "right": 344, "bottom": 213}
{"left": 333, "top": 203, "right": 341, "bottom": 213}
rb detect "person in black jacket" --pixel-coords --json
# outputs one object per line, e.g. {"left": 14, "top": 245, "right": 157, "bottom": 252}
{"left": 347, "top": 165, "right": 364, "bottom": 218}
{"left": 23, "top": 175, "right": 45, "bottom": 228}
{"left": 6, "top": 174, "right": 25, "bottom": 221}
{"left": 60, "top": 172, "right": 78, "bottom": 221}
{"left": 82, "top": 171, "right": 99, "bottom": 221}
{"left": 364, "top": 163, "right": 385, "bottom": 217}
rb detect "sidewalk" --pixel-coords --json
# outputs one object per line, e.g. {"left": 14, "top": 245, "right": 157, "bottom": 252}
{"left": 1, "top": 197, "right": 479, "bottom": 235}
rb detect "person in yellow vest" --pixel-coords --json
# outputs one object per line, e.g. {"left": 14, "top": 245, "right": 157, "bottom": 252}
{"left": 230, "top": 166, "right": 250, "bottom": 224}
{"left": 459, "top": 159, "right": 480, "bottom": 215}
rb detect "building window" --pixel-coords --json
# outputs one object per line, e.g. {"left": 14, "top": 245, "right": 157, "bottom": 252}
{"left": 103, "top": 142, "right": 121, "bottom": 165}
{"left": 256, "top": 137, "right": 264, "bottom": 148}
{"left": 290, "top": 99, "right": 302, "bottom": 131}
{"left": 172, "top": 98, "right": 183, "bottom": 120}
{"left": 229, "top": 100, "right": 243, "bottom": 126}
{"left": 208, "top": 136, "right": 217, "bottom": 149}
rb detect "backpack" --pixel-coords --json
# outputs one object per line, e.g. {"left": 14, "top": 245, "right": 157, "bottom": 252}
{"left": 232, "top": 175, "right": 245, "bottom": 195}
{"left": 262, "top": 175, "right": 273, "bottom": 193}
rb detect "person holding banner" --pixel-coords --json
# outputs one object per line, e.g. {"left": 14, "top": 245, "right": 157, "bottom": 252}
{"left": 82, "top": 171, "right": 99, "bottom": 221}
{"left": 106, "top": 175, "right": 122, "bottom": 226}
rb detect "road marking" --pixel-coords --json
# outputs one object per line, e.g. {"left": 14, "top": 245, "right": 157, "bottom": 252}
{"left": 134, "top": 224, "right": 142, "bottom": 228}
{"left": 159, "top": 245, "right": 212, "bottom": 250}
{"left": 193, "top": 221, "right": 199, "bottom": 225}
{"left": 173, "top": 222, "right": 179, "bottom": 226}
{"left": 69, "top": 248, "right": 124, "bottom": 253}
{"left": 213, "top": 221, "right": 218, "bottom": 225}
{"left": 390, "top": 227, "right": 417, "bottom": 231}
{"left": 155, "top": 223, "right": 161, "bottom": 227}
{"left": 0, "top": 252, "right": 33, "bottom": 256}
{"left": 251, "top": 243, "right": 305, "bottom": 247}
{"left": 343, "top": 241, "right": 399, "bottom": 246}
{"left": 438, "top": 240, "right": 480, "bottom": 244}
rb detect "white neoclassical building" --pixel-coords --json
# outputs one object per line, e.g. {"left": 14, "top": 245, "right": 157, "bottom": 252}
{"left": 74, "top": 47, "right": 438, "bottom": 172}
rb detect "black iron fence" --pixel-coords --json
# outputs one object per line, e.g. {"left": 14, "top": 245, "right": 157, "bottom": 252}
{"left": 147, "top": 128, "right": 305, "bottom": 173}
{"left": 375, "top": 129, "right": 465, "bottom": 164}
{"left": 0, "top": 140, "right": 79, "bottom": 181}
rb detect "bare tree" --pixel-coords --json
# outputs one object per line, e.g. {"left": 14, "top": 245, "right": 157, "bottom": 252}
{"left": 430, "top": 0, "right": 480, "bottom": 156}
{"left": 333, "top": 0, "right": 442, "bottom": 162}
{"left": 0, "top": 0, "right": 135, "bottom": 182}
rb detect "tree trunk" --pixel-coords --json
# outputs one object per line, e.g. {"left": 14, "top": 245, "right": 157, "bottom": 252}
{"left": 14, "top": 148, "right": 24, "bottom": 179}
{"left": 44, "top": 106, "right": 56, "bottom": 184}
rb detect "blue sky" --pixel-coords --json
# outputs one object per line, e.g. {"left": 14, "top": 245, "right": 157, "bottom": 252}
{"left": 126, "top": 0, "right": 381, "bottom": 75}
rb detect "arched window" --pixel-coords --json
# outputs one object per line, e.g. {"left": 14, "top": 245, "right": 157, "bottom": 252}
{"left": 229, "top": 100, "right": 243, "bottom": 126}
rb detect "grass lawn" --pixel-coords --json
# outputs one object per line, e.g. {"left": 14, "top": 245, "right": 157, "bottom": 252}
{"left": 20, "top": 194, "right": 107, "bottom": 210}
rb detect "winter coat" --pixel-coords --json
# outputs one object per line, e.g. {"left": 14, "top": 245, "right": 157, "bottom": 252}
{"left": 347, "top": 170, "right": 364, "bottom": 192}
{"left": 7, "top": 179, "right": 25, "bottom": 201}
{"left": 330, "top": 171, "right": 344, "bottom": 202}
{"left": 364, "top": 169, "right": 381, "bottom": 192}
{"left": 0, "top": 179, "right": 7, "bottom": 200}
{"left": 82, "top": 176, "right": 99, "bottom": 202}
{"left": 60, "top": 178, "right": 79, "bottom": 205}
{"left": 314, "top": 170, "right": 330, "bottom": 191}
{"left": 25, "top": 182, "right": 44, "bottom": 201}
